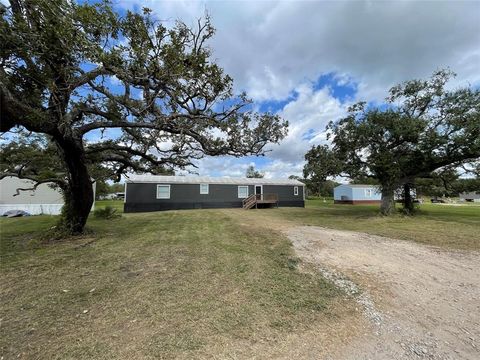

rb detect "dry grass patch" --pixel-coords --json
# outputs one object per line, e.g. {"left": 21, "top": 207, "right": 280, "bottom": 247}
{"left": 0, "top": 209, "right": 354, "bottom": 359}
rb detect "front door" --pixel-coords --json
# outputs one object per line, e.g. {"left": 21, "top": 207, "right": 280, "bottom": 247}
{"left": 255, "top": 185, "right": 263, "bottom": 200}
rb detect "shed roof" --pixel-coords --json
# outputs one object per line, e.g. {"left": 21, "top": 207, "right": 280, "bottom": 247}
{"left": 126, "top": 175, "right": 304, "bottom": 186}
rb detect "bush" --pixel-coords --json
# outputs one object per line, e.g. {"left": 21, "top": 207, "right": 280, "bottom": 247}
{"left": 93, "top": 206, "right": 120, "bottom": 220}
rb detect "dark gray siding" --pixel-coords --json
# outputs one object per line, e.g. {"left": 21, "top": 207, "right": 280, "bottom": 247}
{"left": 125, "top": 183, "right": 304, "bottom": 212}
{"left": 263, "top": 185, "right": 303, "bottom": 205}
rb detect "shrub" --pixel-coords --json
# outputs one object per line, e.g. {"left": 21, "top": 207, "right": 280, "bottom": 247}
{"left": 93, "top": 206, "right": 120, "bottom": 220}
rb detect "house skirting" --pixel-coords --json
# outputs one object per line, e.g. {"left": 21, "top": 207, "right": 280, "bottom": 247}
{"left": 124, "top": 200, "right": 305, "bottom": 213}
{"left": 334, "top": 200, "right": 382, "bottom": 205}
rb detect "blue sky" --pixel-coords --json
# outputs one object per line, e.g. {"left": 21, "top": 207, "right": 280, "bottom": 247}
{"left": 35, "top": 0, "right": 480, "bottom": 179}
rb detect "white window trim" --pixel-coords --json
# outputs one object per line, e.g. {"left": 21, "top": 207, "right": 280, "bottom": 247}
{"left": 200, "top": 183, "right": 209, "bottom": 195}
{"left": 238, "top": 186, "right": 249, "bottom": 199}
{"left": 156, "top": 184, "right": 171, "bottom": 199}
{"left": 294, "top": 186, "right": 299, "bottom": 196}
{"left": 364, "top": 188, "right": 372, "bottom": 197}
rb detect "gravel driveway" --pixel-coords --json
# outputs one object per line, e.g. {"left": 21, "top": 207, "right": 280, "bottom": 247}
{"left": 287, "top": 226, "right": 480, "bottom": 360}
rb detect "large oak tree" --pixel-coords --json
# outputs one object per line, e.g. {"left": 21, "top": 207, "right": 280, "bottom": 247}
{"left": 304, "top": 70, "right": 479, "bottom": 215}
{"left": 0, "top": 0, "right": 288, "bottom": 233}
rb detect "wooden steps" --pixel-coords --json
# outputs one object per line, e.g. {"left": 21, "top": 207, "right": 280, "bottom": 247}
{"left": 242, "top": 194, "right": 278, "bottom": 209}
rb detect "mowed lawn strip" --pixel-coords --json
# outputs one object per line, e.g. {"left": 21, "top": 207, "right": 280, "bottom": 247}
{"left": 0, "top": 209, "right": 343, "bottom": 359}
{"left": 260, "top": 200, "right": 480, "bottom": 251}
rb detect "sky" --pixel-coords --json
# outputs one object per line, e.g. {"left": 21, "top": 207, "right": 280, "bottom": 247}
{"left": 143, "top": 0, "right": 480, "bottom": 180}
{"left": 11, "top": 0, "right": 479, "bottom": 180}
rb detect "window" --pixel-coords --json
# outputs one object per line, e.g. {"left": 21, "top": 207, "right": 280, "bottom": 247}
{"left": 200, "top": 184, "right": 209, "bottom": 194}
{"left": 294, "top": 186, "right": 299, "bottom": 196}
{"left": 238, "top": 186, "right": 249, "bottom": 198}
{"left": 365, "top": 188, "right": 372, "bottom": 197}
{"left": 156, "top": 184, "right": 170, "bottom": 199}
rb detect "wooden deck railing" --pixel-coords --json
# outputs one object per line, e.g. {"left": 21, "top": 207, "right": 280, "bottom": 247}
{"left": 259, "top": 193, "right": 279, "bottom": 202}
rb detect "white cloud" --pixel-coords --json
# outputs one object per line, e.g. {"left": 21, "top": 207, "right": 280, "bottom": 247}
{"left": 183, "top": 82, "right": 349, "bottom": 178}
{"left": 182, "top": 156, "right": 251, "bottom": 178}
{"left": 266, "top": 82, "right": 349, "bottom": 163}
{"left": 118, "top": 0, "right": 480, "bottom": 103}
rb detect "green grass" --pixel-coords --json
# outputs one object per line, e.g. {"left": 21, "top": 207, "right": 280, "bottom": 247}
{"left": 0, "top": 209, "right": 343, "bottom": 359}
{"left": 265, "top": 199, "right": 480, "bottom": 250}
{"left": 95, "top": 199, "right": 124, "bottom": 212}
{"left": 2, "top": 198, "right": 478, "bottom": 358}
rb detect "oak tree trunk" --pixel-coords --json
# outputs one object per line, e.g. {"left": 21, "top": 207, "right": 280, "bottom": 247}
{"left": 380, "top": 186, "right": 395, "bottom": 215}
{"left": 54, "top": 135, "right": 93, "bottom": 234}
{"left": 403, "top": 183, "right": 414, "bottom": 214}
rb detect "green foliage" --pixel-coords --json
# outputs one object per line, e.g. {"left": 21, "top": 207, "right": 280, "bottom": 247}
{"left": 289, "top": 175, "right": 338, "bottom": 197}
{"left": 0, "top": 134, "right": 64, "bottom": 184}
{"left": 351, "top": 176, "right": 380, "bottom": 185}
{"left": 302, "top": 145, "right": 342, "bottom": 196}
{"left": 95, "top": 181, "right": 125, "bottom": 199}
{"left": 108, "top": 182, "right": 125, "bottom": 193}
{"left": 415, "top": 172, "right": 480, "bottom": 198}
{"left": 303, "top": 145, "right": 340, "bottom": 183}
{"left": 94, "top": 180, "right": 110, "bottom": 199}
{"left": 454, "top": 177, "right": 480, "bottom": 194}
{"left": 93, "top": 205, "right": 121, "bottom": 219}
{"left": 325, "top": 69, "right": 480, "bottom": 214}
{"left": 246, "top": 165, "right": 264, "bottom": 178}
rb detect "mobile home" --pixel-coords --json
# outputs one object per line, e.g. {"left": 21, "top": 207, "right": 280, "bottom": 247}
{"left": 124, "top": 175, "right": 305, "bottom": 212}
{"left": 459, "top": 191, "right": 480, "bottom": 202}
{"left": 333, "top": 184, "right": 381, "bottom": 204}
{"left": 0, "top": 176, "right": 96, "bottom": 215}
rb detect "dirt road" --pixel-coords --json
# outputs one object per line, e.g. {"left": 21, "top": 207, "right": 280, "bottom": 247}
{"left": 287, "top": 226, "right": 480, "bottom": 360}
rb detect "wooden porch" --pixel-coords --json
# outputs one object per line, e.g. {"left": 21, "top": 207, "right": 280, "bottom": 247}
{"left": 242, "top": 193, "right": 279, "bottom": 209}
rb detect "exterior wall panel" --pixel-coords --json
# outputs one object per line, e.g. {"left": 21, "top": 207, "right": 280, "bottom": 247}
{"left": 125, "top": 182, "right": 304, "bottom": 212}
{"left": 0, "top": 176, "right": 95, "bottom": 215}
{"left": 334, "top": 184, "right": 381, "bottom": 204}
{"left": 351, "top": 187, "right": 381, "bottom": 201}
{"left": 333, "top": 186, "right": 353, "bottom": 201}
{"left": 263, "top": 185, "right": 304, "bottom": 204}
{"left": 0, "top": 176, "right": 63, "bottom": 204}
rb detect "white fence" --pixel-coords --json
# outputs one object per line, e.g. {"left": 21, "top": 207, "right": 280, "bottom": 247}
{"left": 0, "top": 204, "right": 63, "bottom": 216}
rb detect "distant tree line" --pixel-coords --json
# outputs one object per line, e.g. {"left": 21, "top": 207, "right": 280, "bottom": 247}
{"left": 95, "top": 181, "right": 125, "bottom": 199}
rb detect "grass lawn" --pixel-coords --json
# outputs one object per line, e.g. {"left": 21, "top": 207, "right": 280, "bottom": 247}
{"left": 259, "top": 199, "right": 480, "bottom": 251}
{"left": 1, "top": 199, "right": 478, "bottom": 358}
{"left": 95, "top": 199, "right": 124, "bottom": 213}
{"left": 0, "top": 208, "right": 348, "bottom": 359}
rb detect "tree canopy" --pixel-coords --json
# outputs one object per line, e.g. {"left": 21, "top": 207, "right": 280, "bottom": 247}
{"left": 0, "top": 0, "right": 288, "bottom": 233}
{"left": 305, "top": 70, "right": 479, "bottom": 214}
{"left": 246, "top": 165, "right": 264, "bottom": 178}
{"left": 303, "top": 144, "right": 341, "bottom": 195}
